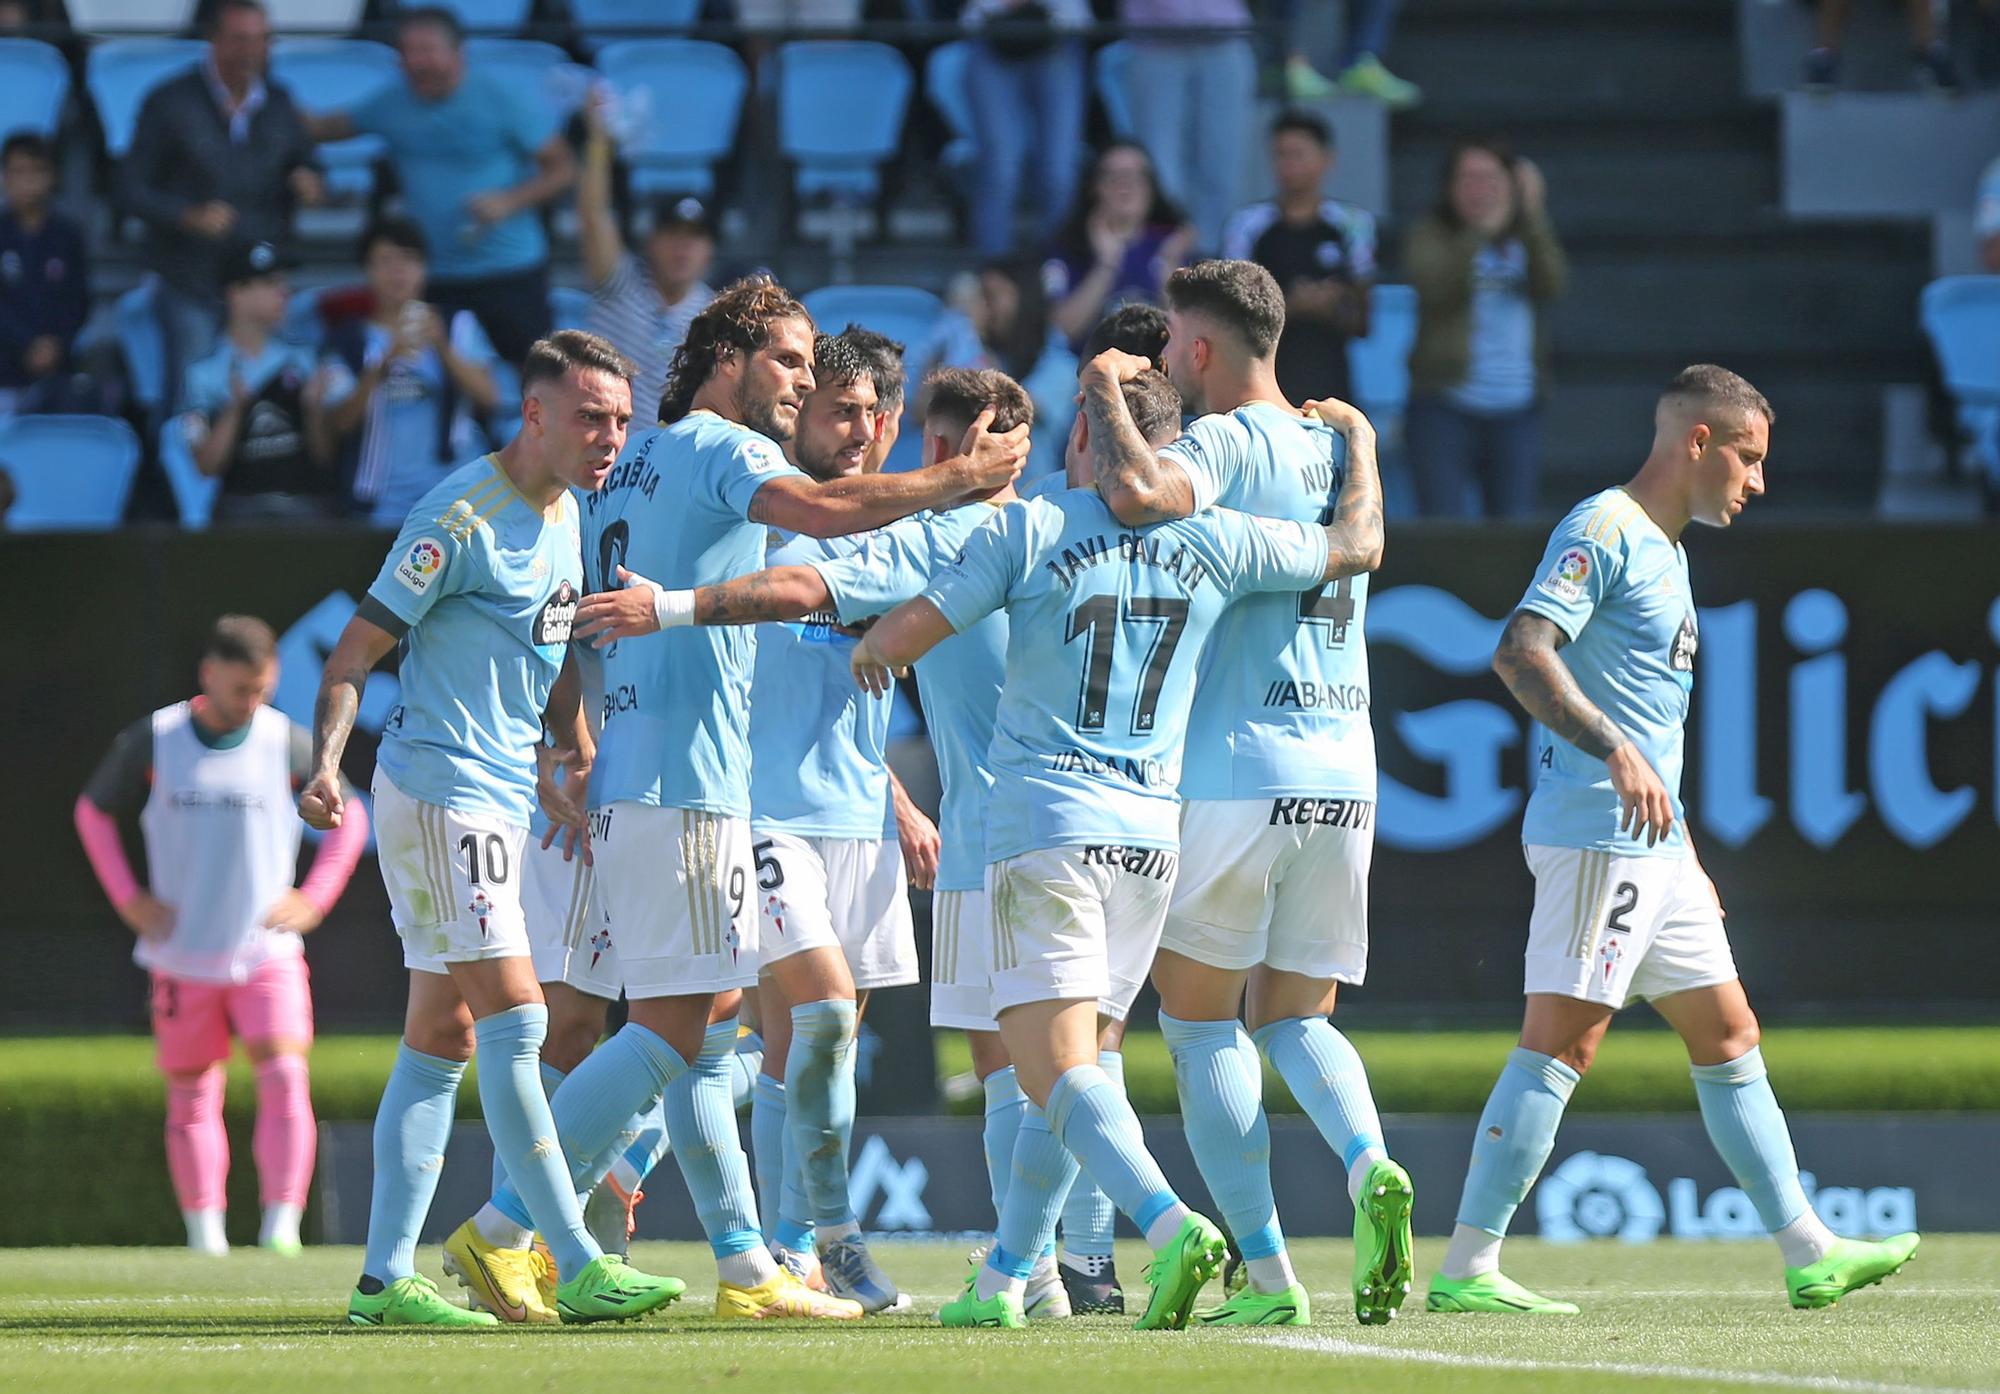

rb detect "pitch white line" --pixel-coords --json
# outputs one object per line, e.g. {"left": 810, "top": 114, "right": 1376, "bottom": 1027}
{"left": 1269, "top": 1333, "right": 1988, "bottom": 1394}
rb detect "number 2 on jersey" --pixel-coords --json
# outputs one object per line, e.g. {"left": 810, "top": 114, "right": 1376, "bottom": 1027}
{"left": 1065, "top": 594, "right": 1190, "bottom": 734}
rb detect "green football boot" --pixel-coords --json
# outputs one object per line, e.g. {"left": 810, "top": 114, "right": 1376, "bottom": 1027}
{"left": 1426, "top": 1270, "right": 1579, "bottom": 1315}
{"left": 346, "top": 1274, "right": 500, "bottom": 1328}
{"left": 1196, "top": 1281, "right": 1310, "bottom": 1326}
{"left": 1352, "top": 1158, "right": 1415, "bottom": 1325}
{"left": 553, "top": 1254, "right": 685, "bottom": 1325}
{"left": 1787, "top": 1233, "right": 1920, "bottom": 1310}
{"left": 1135, "top": 1213, "right": 1227, "bottom": 1331}
{"left": 938, "top": 1270, "right": 1026, "bottom": 1329}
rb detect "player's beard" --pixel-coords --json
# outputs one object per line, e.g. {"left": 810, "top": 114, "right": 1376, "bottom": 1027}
{"left": 735, "top": 378, "right": 795, "bottom": 443}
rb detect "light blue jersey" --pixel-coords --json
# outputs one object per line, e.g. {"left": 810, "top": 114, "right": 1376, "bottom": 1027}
{"left": 366, "top": 456, "right": 583, "bottom": 826}
{"left": 922, "top": 489, "right": 1330, "bottom": 863}
{"left": 1162, "top": 402, "right": 1375, "bottom": 800}
{"left": 1515, "top": 488, "right": 1696, "bottom": 858}
{"left": 584, "top": 414, "right": 807, "bottom": 818}
{"left": 747, "top": 529, "right": 897, "bottom": 840}
{"left": 812, "top": 503, "right": 1009, "bottom": 892}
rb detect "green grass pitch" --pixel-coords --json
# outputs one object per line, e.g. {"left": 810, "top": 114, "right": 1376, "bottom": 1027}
{"left": 3, "top": 1237, "right": 1994, "bottom": 1394}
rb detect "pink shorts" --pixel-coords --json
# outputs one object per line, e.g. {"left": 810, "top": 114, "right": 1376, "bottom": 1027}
{"left": 151, "top": 955, "right": 315, "bottom": 1074}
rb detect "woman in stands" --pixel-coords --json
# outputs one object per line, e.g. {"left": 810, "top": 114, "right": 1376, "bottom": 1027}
{"left": 1042, "top": 141, "right": 1195, "bottom": 353}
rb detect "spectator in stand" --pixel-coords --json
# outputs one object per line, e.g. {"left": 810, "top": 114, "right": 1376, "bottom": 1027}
{"left": 1804, "top": 0, "right": 1960, "bottom": 92}
{"left": 0, "top": 134, "right": 89, "bottom": 416}
{"left": 120, "top": 0, "right": 323, "bottom": 412}
{"left": 0, "top": 1, "right": 35, "bottom": 34}
{"left": 943, "top": 259, "right": 1078, "bottom": 483}
{"left": 1978, "top": 155, "right": 2000, "bottom": 272}
{"left": 1222, "top": 110, "right": 1374, "bottom": 407}
{"left": 578, "top": 94, "right": 714, "bottom": 423}
{"left": 306, "top": 7, "right": 575, "bottom": 365}
{"left": 320, "top": 217, "right": 500, "bottom": 527}
{"left": 1043, "top": 141, "right": 1195, "bottom": 352}
{"left": 179, "top": 242, "right": 338, "bottom": 523}
{"left": 1404, "top": 138, "right": 1567, "bottom": 519}
{"left": 1119, "top": 0, "right": 1256, "bottom": 254}
{"left": 960, "top": 0, "right": 1090, "bottom": 257}
{"left": 1278, "top": 0, "right": 1420, "bottom": 106}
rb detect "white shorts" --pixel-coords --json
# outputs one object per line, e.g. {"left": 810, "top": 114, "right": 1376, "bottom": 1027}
{"left": 753, "top": 832, "right": 920, "bottom": 991}
{"left": 988, "top": 844, "right": 1177, "bottom": 1021}
{"left": 1162, "top": 797, "right": 1373, "bottom": 982}
{"left": 591, "top": 803, "right": 758, "bottom": 997}
{"left": 1524, "top": 845, "right": 1737, "bottom": 1010}
{"left": 930, "top": 888, "right": 997, "bottom": 1032}
{"left": 372, "top": 772, "right": 529, "bottom": 974}
{"left": 520, "top": 830, "right": 622, "bottom": 1001}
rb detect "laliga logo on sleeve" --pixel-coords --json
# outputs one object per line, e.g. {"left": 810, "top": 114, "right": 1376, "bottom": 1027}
{"left": 396, "top": 538, "right": 446, "bottom": 595}
{"left": 1543, "top": 548, "right": 1591, "bottom": 602}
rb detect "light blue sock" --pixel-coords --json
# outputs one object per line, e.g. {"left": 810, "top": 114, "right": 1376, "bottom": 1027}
{"left": 1254, "top": 1016, "right": 1386, "bottom": 1176}
{"left": 1454, "top": 1047, "right": 1580, "bottom": 1236}
{"left": 474, "top": 1004, "right": 600, "bottom": 1280}
{"left": 1161, "top": 1014, "right": 1283, "bottom": 1266}
{"left": 731, "top": 1031, "right": 764, "bottom": 1112}
{"left": 751, "top": 1073, "right": 793, "bottom": 1246}
{"left": 663, "top": 1019, "right": 767, "bottom": 1260}
{"left": 1690, "top": 1047, "right": 1809, "bottom": 1232}
{"left": 981, "top": 1066, "right": 1027, "bottom": 1224}
{"left": 785, "top": 999, "right": 859, "bottom": 1230}
{"left": 992, "top": 1102, "right": 1080, "bottom": 1279}
{"left": 1045, "top": 1063, "right": 1183, "bottom": 1242}
{"left": 489, "top": 1022, "right": 681, "bottom": 1229}
{"left": 618, "top": 1095, "right": 672, "bottom": 1184}
{"left": 362, "top": 1043, "right": 464, "bottom": 1283}
{"left": 1059, "top": 1050, "right": 1121, "bottom": 1258}
{"left": 490, "top": 1060, "right": 567, "bottom": 1198}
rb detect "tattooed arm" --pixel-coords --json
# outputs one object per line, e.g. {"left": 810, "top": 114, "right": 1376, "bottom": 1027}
{"left": 1082, "top": 355, "right": 1198, "bottom": 526}
{"left": 1304, "top": 398, "right": 1385, "bottom": 580}
{"left": 297, "top": 611, "right": 399, "bottom": 831}
{"left": 1491, "top": 610, "right": 1675, "bottom": 846}
{"left": 573, "top": 564, "right": 834, "bottom": 645}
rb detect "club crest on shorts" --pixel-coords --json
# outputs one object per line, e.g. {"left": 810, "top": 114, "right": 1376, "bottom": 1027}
{"left": 469, "top": 889, "right": 494, "bottom": 938}
{"left": 588, "top": 923, "right": 612, "bottom": 969}
{"left": 1542, "top": 547, "right": 1591, "bottom": 602}
{"left": 533, "top": 579, "right": 579, "bottom": 647}
{"left": 395, "top": 538, "right": 446, "bottom": 595}
{"left": 764, "top": 894, "right": 786, "bottom": 938}
{"left": 1598, "top": 932, "right": 1624, "bottom": 988}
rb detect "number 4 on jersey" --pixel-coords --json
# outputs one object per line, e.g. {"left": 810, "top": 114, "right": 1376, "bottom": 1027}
{"left": 1298, "top": 576, "right": 1355, "bottom": 648}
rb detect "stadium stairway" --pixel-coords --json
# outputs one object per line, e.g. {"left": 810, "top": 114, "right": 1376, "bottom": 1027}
{"left": 1387, "top": 0, "right": 1933, "bottom": 511}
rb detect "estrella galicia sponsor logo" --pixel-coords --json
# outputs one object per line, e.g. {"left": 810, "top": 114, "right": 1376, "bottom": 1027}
{"left": 1268, "top": 797, "right": 1373, "bottom": 829}
{"left": 1670, "top": 613, "right": 1698, "bottom": 673}
{"left": 533, "top": 580, "right": 578, "bottom": 646}
{"left": 1535, "top": 1150, "right": 1916, "bottom": 1243}
{"left": 395, "top": 538, "right": 446, "bottom": 595}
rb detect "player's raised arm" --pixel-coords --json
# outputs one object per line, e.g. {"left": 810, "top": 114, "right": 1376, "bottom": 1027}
{"left": 298, "top": 610, "right": 399, "bottom": 830}
{"left": 1083, "top": 349, "right": 1199, "bottom": 525}
{"left": 574, "top": 562, "right": 835, "bottom": 645}
{"left": 1491, "top": 610, "right": 1674, "bottom": 846}
{"left": 1304, "top": 397, "right": 1386, "bottom": 580}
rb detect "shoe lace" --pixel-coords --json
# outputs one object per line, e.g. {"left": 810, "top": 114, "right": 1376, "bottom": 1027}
{"left": 822, "top": 1239, "right": 883, "bottom": 1293}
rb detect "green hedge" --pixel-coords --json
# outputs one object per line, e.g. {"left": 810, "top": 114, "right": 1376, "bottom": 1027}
{"left": 4, "top": 1028, "right": 1996, "bottom": 1246}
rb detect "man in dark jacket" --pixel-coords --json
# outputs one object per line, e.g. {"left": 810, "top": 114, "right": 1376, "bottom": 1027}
{"left": 0, "top": 133, "right": 88, "bottom": 414}
{"left": 119, "top": 0, "right": 322, "bottom": 411}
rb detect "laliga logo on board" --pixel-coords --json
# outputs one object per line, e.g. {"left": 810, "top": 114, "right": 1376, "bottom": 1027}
{"left": 1535, "top": 1151, "right": 1917, "bottom": 1243}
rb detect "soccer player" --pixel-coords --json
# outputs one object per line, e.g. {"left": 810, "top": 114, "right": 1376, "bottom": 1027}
{"left": 300, "top": 330, "right": 684, "bottom": 1329}
{"left": 75, "top": 615, "right": 367, "bottom": 1257}
{"left": 1425, "top": 365, "right": 1921, "bottom": 1314}
{"left": 1084, "top": 260, "right": 1408, "bottom": 1327}
{"left": 462, "top": 277, "right": 1025, "bottom": 1322}
{"left": 850, "top": 365, "right": 1384, "bottom": 1331}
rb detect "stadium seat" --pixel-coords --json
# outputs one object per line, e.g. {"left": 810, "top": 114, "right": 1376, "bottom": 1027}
{"left": 776, "top": 42, "right": 913, "bottom": 201}
{"left": 1919, "top": 276, "right": 2000, "bottom": 480}
{"left": 271, "top": 40, "right": 398, "bottom": 200}
{"left": 1347, "top": 283, "right": 1417, "bottom": 424}
{"left": 157, "top": 421, "right": 221, "bottom": 529}
{"left": 550, "top": 285, "right": 593, "bottom": 331}
{"left": 86, "top": 39, "right": 206, "bottom": 159}
{"left": 112, "top": 279, "right": 169, "bottom": 418}
{"left": 280, "top": 284, "right": 328, "bottom": 351}
{"left": 1094, "top": 40, "right": 1135, "bottom": 140}
{"left": 570, "top": 0, "right": 701, "bottom": 53}
{"left": 263, "top": 0, "right": 368, "bottom": 31}
{"left": 924, "top": 41, "right": 978, "bottom": 183}
{"left": 464, "top": 39, "right": 582, "bottom": 143}
{"left": 0, "top": 40, "right": 71, "bottom": 144}
{"left": 394, "top": 0, "right": 531, "bottom": 34}
{"left": 65, "top": 0, "right": 195, "bottom": 35}
{"left": 0, "top": 416, "right": 142, "bottom": 531}
{"left": 594, "top": 40, "right": 747, "bottom": 199}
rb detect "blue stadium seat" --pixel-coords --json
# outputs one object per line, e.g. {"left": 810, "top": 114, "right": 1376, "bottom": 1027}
{"left": 1094, "top": 40, "right": 1135, "bottom": 141}
{"left": 271, "top": 40, "right": 398, "bottom": 200}
{"left": 0, "top": 40, "right": 71, "bottom": 143}
{"left": 281, "top": 284, "right": 328, "bottom": 351}
{"left": 570, "top": 0, "right": 701, "bottom": 53}
{"left": 158, "top": 420, "right": 221, "bottom": 529}
{"left": 65, "top": 0, "right": 195, "bottom": 36}
{"left": 87, "top": 39, "right": 206, "bottom": 159}
{"left": 390, "top": 0, "right": 531, "bottom": 33}
{"left": 803, "top": 284, "right": 944, "bottom": 474}
{"left": 595, "top": 40, "right": 747, "bottom": 199}
{"left": 263, "top": 0, "right": 369, "bottom": 32}
{"left": 1347, "top": 283, "right": 1417, "bottom": 423}
{"left": 924, "top": 41, "right": 977, "bottom": 182}
{"left": 464, "top": 39, "right": 580, "bottom": 143}
{"left": 1919, "top": 276, "right": 2000, "bottom": 480}
{"left": 113, "top": 279, "right": 169, "bottom": 417}
{"left": 777, "top": 42, "right": 913, "bottom": 200}
{"left": 0, "top": 416, "right": 142, "bottom": 531}
{"left": 550, "top": 285, "right": 593, "bottom": 331}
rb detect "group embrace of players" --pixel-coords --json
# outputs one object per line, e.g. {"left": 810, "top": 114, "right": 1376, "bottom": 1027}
{"left": 292, "top": 257, "right": 1919, "bottom": 1332}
